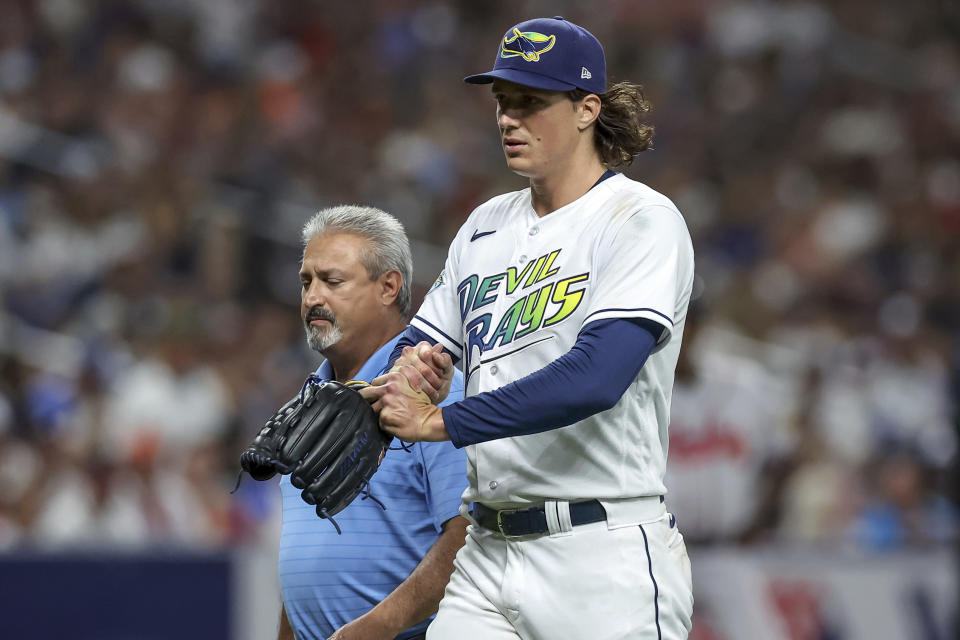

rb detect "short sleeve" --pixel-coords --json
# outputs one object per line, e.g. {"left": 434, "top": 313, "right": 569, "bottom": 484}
{"left": 420, "top": 368, "right": 467, "bottom": 531}
{"left": 410, "top": 234, "right": 466, "bottom": 359}
{"left": 581, "top": 204, "right": 694, "bottom": 350}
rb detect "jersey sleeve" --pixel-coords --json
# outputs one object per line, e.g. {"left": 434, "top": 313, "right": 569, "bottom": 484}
{"left": 442, "top": 319, "right": 656, "bottom": 447}
{"left": 409, "top": 230, "right": 466, "bottom": 361}
{"left": 581, "top": 204, "right": 694, "bottom": 350}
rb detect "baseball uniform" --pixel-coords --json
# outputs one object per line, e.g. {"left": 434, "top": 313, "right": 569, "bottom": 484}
{"left": 382, "top": 16, "right": 696, "bottom": 639}
{"left": 409, "top": 172, "right": 695, "bottom": 639}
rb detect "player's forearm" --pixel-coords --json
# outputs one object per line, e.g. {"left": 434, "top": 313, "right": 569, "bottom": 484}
{"left": 443, "top": 318, "right": 659, "bottom": 447}
{"left": 365, "top": 515, "right": 469, "bottom": 633}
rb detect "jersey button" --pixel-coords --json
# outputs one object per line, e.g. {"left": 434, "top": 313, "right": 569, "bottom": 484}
{"left": 529, "top": 227, "right": 539, "bottom": 236}
{"left": 519, "top": 254, "right": 527, "bottom": 263}
{"left": 489, "top": 481, "right": 498, "bottom": 490}
{"left": 490, "top": 365, "right": 498, "bottom": 375}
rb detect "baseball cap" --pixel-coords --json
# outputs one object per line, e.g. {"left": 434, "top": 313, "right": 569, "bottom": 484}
{"left": 464, "top": 16, "right": 606, "bottom": 94}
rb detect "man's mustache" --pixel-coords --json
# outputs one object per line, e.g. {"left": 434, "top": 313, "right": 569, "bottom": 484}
{"left": 305, "top": 306, "right": 337, "bottom": 326}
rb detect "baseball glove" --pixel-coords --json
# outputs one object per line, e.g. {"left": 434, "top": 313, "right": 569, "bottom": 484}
{"left": 239, "top": 376, "right": 392, "bottom": 533}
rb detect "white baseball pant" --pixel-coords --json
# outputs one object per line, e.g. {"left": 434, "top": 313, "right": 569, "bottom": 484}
{"left": 426, "top": 500, "right": 693, "bottom": 639}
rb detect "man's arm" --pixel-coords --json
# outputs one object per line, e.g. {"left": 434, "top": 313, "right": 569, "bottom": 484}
{"left": 361, "top": 318, "right": 661, "bottom": 444}
{"left": 387, "top": 326, "right": 457, "bottom": 404}
{"left": 277, "top": 603, "right": 295, "bottom": 640}
{"left": 328, "top": 515, "right": 470, "bottom": 640}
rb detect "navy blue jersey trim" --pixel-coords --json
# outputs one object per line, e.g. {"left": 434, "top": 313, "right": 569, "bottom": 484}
{"left": 481, "top": 335, "right": 554, "bottom": 365}
{"left": 639, "top": 524, "right": 662, "bottom": 640}
{"left": 583, "top": 307, "right": 674, "bottom": 327}
{"left": 592, "top": 169, "right": 617, "bottom": 189}
{"left": 465, "top": 335, "right": 554, "bottom": 378}
{"left": 412, "top": 315, "right": 462, "bottom": 352}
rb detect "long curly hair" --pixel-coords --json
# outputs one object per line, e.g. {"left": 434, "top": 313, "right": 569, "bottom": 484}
{"left": 569, "top": 82, "right": 655, "bottom": 168}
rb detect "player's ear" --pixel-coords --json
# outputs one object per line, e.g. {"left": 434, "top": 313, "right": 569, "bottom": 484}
{"left": 577, "top": 93, "right": 601, "bottom": 131}
{"left": 378, "top": 269, "right": 402, "bottom": 308}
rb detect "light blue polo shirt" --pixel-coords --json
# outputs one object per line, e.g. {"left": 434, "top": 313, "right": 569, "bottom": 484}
{"left": 278, "top": 334, "right": 466, "bottom": 640}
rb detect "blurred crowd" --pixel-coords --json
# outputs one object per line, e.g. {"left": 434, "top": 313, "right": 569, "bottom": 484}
{"left": 0, "top": 0, "right": 956, "bottom": 552}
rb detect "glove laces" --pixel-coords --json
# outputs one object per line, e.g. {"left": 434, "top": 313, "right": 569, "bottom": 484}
{"left": 318, "top": 480, "right": 386, "bottom": 535}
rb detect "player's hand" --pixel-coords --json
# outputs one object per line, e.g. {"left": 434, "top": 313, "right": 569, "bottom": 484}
{"left": 380, "top": 341, "right": 454, "bottom": 404}
{"left": 359, "top": 371, "right": 449, "bottom": 442}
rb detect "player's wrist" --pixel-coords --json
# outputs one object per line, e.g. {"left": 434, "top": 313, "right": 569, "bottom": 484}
{"left": 421, "top": 404, "right": 449, "bottom": 441}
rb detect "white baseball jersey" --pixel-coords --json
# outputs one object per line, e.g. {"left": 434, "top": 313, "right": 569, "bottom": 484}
{"left": 412, "top": 173, "right": 695, "bottom": 509}
{"left": 664, "top": 353, "right": 796, "bottom": 540}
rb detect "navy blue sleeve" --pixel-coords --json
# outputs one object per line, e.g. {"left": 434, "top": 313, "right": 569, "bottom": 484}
{"left": 385, "top": 325, "right": 462, "bottom": 374}
{"left": 441, "top": 318, "right": 659, "bottom": 447}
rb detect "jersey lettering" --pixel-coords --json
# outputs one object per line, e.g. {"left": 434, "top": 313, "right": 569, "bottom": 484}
{"left": 544, "top": 273, "right": 588, "bottom": 326}
{"left": 458, "top": 275, "right": 479, "bottom": 322}
{"left": 514, "top": 283, "right": 551, "bottom": 339}
{"left": 505, "top": 260, "right": 536, "bottom": 294}
{"left": 465, "top": 314, "right": 491, "bottom": 367}
{"left": 459, "top": 249, "right": 589, "bottom": 374}
{"left": 474, "top": 274, "right": 504, "bottom": 310}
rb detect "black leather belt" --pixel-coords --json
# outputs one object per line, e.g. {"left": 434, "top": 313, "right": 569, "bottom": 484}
{"left": 474, "top": 500, "right": 607, "bottom": 537}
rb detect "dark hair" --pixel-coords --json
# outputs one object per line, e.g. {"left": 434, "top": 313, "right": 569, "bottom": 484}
{"left": 568, "top": 81, "right": 654, "bottom": 168}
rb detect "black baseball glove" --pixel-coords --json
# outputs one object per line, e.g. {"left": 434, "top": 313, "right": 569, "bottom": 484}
{"left": 239, "top": 376, "right": 392, "bottom": 533}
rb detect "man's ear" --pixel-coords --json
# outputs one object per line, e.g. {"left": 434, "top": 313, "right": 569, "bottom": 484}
{"left": 577, "top": 93, "right": 602, "bottom": 130}
{"left": 379, "top": 269, "right": 402, "bottom": 307}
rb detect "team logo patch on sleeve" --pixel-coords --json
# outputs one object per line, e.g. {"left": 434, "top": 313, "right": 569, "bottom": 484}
{"left": 500, "top": 29, "right": 556, "bottom": 62}
{"left": 428, "top": 269, "right": 445, "bottom": 294}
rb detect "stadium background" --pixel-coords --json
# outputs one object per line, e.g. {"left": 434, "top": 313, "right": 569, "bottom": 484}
{"left": 0, "top": 1, "right": 956, "bottom": 638}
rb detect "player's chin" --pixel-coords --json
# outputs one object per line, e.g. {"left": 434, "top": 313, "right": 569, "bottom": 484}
{"left": 504, "top": 157, "right": 535, "bottom": 177}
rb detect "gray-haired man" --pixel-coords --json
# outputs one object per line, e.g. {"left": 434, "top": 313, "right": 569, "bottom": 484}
{"left": 277, "top": 205, "right": 468, "bottom": 640}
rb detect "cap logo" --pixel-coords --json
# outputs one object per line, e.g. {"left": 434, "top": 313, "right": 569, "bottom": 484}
{"left": 581, "top": 67, "right": 592, "bottom": 79}
{"left": 500, "top": 28, "right": 556, "bottom": 62}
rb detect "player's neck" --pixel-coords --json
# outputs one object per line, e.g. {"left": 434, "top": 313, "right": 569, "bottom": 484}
{"left": 528, "top": 154, "right": 606, "bottom": 217}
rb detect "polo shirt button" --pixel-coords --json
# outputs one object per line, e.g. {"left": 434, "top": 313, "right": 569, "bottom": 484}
{"left": 490, "top": 365, "right": 498, "bottom": 375}
{"left": 529, "top": 227, "right": 539, "bottom": 236}
{"left": 489, "top": 481, "right": 498, "bottom": 490}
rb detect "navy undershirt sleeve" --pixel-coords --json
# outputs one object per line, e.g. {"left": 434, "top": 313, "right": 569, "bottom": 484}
{"left": 384, "top": 325, "right": 462, "bottom": 376}
{"left": 442, "top": 317, "right": 661, "bottom": 448}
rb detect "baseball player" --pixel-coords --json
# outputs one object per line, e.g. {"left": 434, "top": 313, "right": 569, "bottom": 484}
{"left": 361, "top": 17, "right": 695, "bottom": 640}
{"left": 663, "top": 305, "right": 797, "bottom": 543}
{"left": 278, "top": 205, "right": 469, "bottom": 640}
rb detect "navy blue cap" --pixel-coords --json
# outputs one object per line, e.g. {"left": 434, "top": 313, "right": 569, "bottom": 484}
{"left": 464, "top": 17, "right": 606, "bottom": 94}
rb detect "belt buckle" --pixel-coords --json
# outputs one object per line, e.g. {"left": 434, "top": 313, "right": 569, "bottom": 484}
{"left": 496, "top": 507, "right": 519, "bottom": 537}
